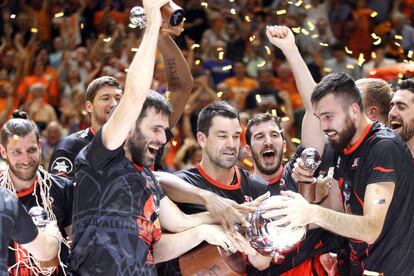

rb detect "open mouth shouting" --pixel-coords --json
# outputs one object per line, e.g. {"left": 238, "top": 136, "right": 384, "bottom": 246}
{"left": 389, "top": 119, "right": 403, "bottom": 131}
{"left": 261, "top": 148, "right": 276, "bottom": 164}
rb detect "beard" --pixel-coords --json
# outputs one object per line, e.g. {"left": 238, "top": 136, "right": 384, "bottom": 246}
{"left": 329, "top": 115, "right": 357, "bottom": 152}
{"left": 8, "top": 160, "right": 39, "bottom": 182}
{"left": 251, "top": 147, "right": 283, "bottom": 176}
{"left": 126, "top": 131, "right": 154, "bottom": 167}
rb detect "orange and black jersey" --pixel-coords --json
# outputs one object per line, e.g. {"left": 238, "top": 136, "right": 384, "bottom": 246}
{"left": 4, "top": 172, "right": 73, "bottom": 276}
{"left": 175, "top": 164, "right": 268, "bottom": 215}
{"left": 333, "top": 122, "right": 414, "bottom": 275}
{"left": 70, "top": 129, "right": 165, "bottom": 276}
{"left": 49, "top": 128, "right": 95, "bottom": 179}
{"left": 0, "top": 188, "right": 38, "bottom": 276}
{"left": 248, "top": 146, "right": 335, "bottom": 275}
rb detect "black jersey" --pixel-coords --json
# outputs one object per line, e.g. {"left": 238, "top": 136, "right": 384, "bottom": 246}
{"left": 247, "top": 146, "right": 335, "bottom": 275}
{"left": 0, "top": 188, "right": 38, "bottom": 276}
{"left": 49, "top": 128, "right": 95, "bottom": 178}
{"left": 1, "top": 171, "right": 73, "bottom": 275}
{"left": 176, "top": 164, "right": 268, "bottom": 214}
{"left": 69, "top": 129, "right": 166, "bottom": 276}
{"left": 333, "top": 122, "right": 414, "bottom": 275}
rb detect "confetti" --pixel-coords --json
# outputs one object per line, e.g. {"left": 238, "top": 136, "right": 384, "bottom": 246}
{"left": 257, "top": 60, "right": 266, "bottom": 67}
{"left": 292, "top": 27, "right": 301, "bottom": 33}
{"left": 128, "top": 23, "right": 137, "bottom": 28}
{"left": 265, "top": 46, "right": 271, "bottom": 55}
{"left": 271, "top": 109, "right": 277, "bottom": 116}
{"left": 295, "top": 0, "right": 303, "bottom": 7}
{"left": 13, "top": 135, "right": 18, "bottom": 144}
{"left": 370, "top": 11, "right": 378, "bottom": 18}
{"left": 394, "top": 34, "right": 403, "bottom": 40}
{"left": 371, "top": 33, "right": 379, "bottom": 39}
{"left": 301, "top": 28, "right": 309, "bottom": 35}
{"left": 131, "top": 48, "right": 139, "bottom": 52}
{"left": 172, "top": 140, "right": 178, "bottom": 147}
{"left": 319, "top": 42, "right": 329, "bottom": 47}
{"left": 373, "top": 37, "right": 382, "bottom": 45}
{"left": 244, "top": 15, "right": 251, "bottom": 22}
{"left": 357, "top": 53, "right": 365, "bottom": 66}
{"left": 165, "top": 91, "right": 171, "bottom": 101}
{"left": 191, "top": 44, "right": 200, "bottom": 50}
{"left": 346, "top": 64, "right": 355, "bottom": 69}
{"left": 195, "top": 59, "right": 201, "bottom": 65}
{"left": 124, "top": 68, "right": 129, "bottom": 72}
{"left": 307, "top": 21, "right": 315, "bottom": 31}
{"left": 103, "top": 37, "right": 112, "bottom": 42}
{"left": 54, "top": 12, "right": 64, "bottom": 18}
{"left": 217, "top": 91, "right": 223, "bottom": 98}
{"left": 276, "top": 9, "right": 287, "bottom": 15}
{"left": 323, "top": 67, "right": 332, "bottom": 73}
{"left": 80, "top": 22, "right": 84, "bottom": 29}
{"left": 218, "top": 51, "right": 224, "bottom": 60}
{"left": 304, "top": 4, "right": 312, "bottom": 9}
{"left": 243, "top": 159, "right": 253, "bottom": 167}
{"left": 408, "top": 50, "right": 413, "bottom": 59}
{"left": 281, "top": 116, "right": 290, "bottom": 122}
{"left": 230, "top": 8, "right": 236, "bottom": 15}
{"left": 371, "top": 52, "right": 377, "bottom": 59}
{"left": 255, "top": 94, "right": 262, "bottom": 103}
{"left": 291, "top": 137, "right": 301, "bottom": 144}
{"left": 311, "top": 34, "right": 319, "bottom": 39}
{"left": 10, "top": 14, "right": 16, "bottom": 19}
{"left": 31, "top": 28, "right": 38, "bottom": 33}
{"left": 222, "top": 65, "right": 232, "bottom": 71}
{"left": 201, "top": 2, "right": 208, "bottom": 8}
{"left": 249, "top": 35, "right": 256, "bottom": 42}
{"left": 345, "top": 46, "right": 353, "bottom": 55}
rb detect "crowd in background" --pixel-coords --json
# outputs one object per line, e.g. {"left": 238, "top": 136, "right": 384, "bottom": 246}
{"left": 1, "top": 0, "right": 414, "bottom": 172}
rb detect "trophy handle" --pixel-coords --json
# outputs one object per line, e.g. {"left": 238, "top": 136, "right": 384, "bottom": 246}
{"left": 161, "top": 1, "right": 185, "bottom": 27}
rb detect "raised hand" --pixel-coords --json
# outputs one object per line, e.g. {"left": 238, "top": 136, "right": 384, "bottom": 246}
{"left": 265, "top": 25, "right": 296, "bottom": 51}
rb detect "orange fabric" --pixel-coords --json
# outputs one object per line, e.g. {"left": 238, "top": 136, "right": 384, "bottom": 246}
{"left": 28, "top": 3, "right": 51, "bottom": 41}
{"left": 93, "top": 10, "right": 125, "bottom": 26}
{"left": 224, "top": 77, "right": 258, "bottom": 109}
{"left": 273, "top": 77, "right": 302, "bottom": 109}
{"left": 281, "top": 255, "right": 326, "bottom": 276}
{"left": 348, "top": 8, "right": 373, "bottom": 59}
{"left": 17, "top": 74, "right": 59, "bottom": 107}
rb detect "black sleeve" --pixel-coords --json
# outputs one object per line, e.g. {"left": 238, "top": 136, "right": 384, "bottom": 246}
{"left": 85, "top": 128, "right": 124, "bottom": 171}
{"left": 364, "top": 139, "right": 399, "bottom": 185}
{"left": 12, "top": 201, "right": 39, "bottom": 245}
{"left": 49, "top": 148, "right": 77, "bottom": 177}
{"left": 51, "top": 176, "right": 74, "bottom": 229}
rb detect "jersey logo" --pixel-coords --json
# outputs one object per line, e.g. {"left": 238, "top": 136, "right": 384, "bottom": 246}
{"left": 51, "top": 157, "right": 73, "bottom": 174}
{"left": 351, "top": 158, "right": 360, "bottom": 169}
{"left": 279, "top": 178, "right": 286, "bottom": 188}
{"left": 78, "top": 129, "right": 89, "bottom": 139}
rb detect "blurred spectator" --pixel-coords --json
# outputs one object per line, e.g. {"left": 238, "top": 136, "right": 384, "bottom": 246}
{"left": 391, "top": 12, "right": 414, "bottom": 52}
{"left": 348, "top": 0, "right": 373, "bottom": 59}
{"left": 363, "top": 44, "right": 397, "bottom": 77}
{"left": 25, "top": 82, "right": 58, "bottom": 131}
{"left": 203, "top": 40, "right": 233, "bottom": 87}
{"left": 223, "top": 61, "right": 258, "bottom": 110}
{"left": 41, "top": 121, "right": 63, "bottom": 169}
{"left": 246, "top": 39, "right": 272, "bottom": 78}
{"left": 325, "top": 41, "right": 362, "bottom": 80}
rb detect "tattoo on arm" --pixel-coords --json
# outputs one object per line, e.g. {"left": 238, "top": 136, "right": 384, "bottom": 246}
{"left": 166, "top": 58, "right": 179, "bottom": 81}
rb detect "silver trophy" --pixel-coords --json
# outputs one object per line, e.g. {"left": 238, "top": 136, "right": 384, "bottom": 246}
{"left": 299, "top": 147, "right": 321, "bottom": 202}
{"left": 246, "top": 196, "right": 306, "bottom": 257}
{"left": 129, "top": 2, "right": 185, "bottom": 29}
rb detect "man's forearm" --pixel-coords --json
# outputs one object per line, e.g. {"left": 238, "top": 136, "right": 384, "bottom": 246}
{"left": 155, "top": 171, "right": 212, "bottom": 205}
{"left": 158, "top": 35, "right": 193, "bottom": 127}
{"left": 311, "top": 204, "right": 380, "bottom": 244}
{"left": 154, "top": 226, "right": 206, "bottom": 263}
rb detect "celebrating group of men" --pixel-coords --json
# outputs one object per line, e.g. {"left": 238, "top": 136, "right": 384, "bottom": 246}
{"left": 1, "top": 1, "right": 414, "bottom": 275}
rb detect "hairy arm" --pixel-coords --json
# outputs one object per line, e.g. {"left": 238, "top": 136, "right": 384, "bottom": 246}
{"left": 102, "top": 1, "right": 165, "bottom": 149}
{"left": 158, "top": 34, "right": 193, "bottom": 127}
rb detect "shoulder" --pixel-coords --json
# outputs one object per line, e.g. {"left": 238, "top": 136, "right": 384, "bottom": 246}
{"left": 174, "top": 167, "right": 200, "bottom": 181}
{"left": 55, "top": 129, "right": 94, "bottom": 152}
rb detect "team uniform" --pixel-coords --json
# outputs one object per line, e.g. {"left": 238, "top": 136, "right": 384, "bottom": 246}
{"left": 248, "top": 146, "right": 335, "bottom": 275}
{"left": 157, "top": 164, "right": 269, "bottom": 276}
{"left": 0, "top": 188, "right": 38, "bottom": 276}
{"left": 0, "top": 171, "right": 73, "bottom": 275}
{"left": 48, "top": 128, "right": 95, "bottom": 178}
{"left": 332, "top": 122, "right": 414, "bottom": 275}
{"left": 69, "top": 129, "right": 165, "bottom": 276}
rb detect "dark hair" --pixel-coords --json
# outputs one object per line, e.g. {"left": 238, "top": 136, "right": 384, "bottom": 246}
{"left": 356, "top": 78, "right": 392, "bottom": 117}
{"left": 138, "top": 90, "right": 173, "bottom": 121}
{"left": 330, "top": 41, "right": 346, "bottom": 52}
{"left": 197, "top": 101, "right": 239, "bottom": 135}
{"left": 1, "top": 110, "right": 40, "bottom": 146}
{"left": 245, "top": 113, "right": 284, "bottom": 146}
{"left": 311, "top": 73, "right": 363, "bottom": 111}
{"left": 397, "top": 78, "right": 414, "bottom": 96}
{"left": 85, "top": 76, "right": 121, "bottom": 103}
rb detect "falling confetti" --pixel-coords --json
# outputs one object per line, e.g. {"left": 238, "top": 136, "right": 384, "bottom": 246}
{"left": 257, "top": 60, "right": 266, "bottom": 67}
{"left": 54, "top": 12, "right": 64, "bottom": 18}
{"left": 345, "top": 46, "right": 353, "bottom": 55}
{"left": 370, "top": 11, "right": 378, "bottom": 18}
{"left": 276, "top": 9, "right": 287, "bottom": 15}
{"left": 357, "top": 53, "right": 365, "bottom": 66}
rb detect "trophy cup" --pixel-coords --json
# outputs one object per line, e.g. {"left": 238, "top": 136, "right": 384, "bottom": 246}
{"left": 130, "top": 1, "right": 185, "bottom": 29}
{"left": 246, "top": 195, "right": 306, "bottom": 257}
{"left": 29, "top": 207, "right": 59, "bottom": 269}
{"left": 298, "top": 147, "right": 321, "bottom": 202}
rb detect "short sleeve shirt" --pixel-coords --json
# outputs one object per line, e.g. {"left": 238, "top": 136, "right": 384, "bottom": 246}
{"left": 69, "top": 129, "right": 165, "bottom": 276}
{"left": 0, "top": 188, "right": 38, "bottom": 276}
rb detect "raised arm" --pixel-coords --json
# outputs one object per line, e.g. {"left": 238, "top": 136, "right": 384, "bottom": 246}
{"left": 102, "top": 0, "right": 168, "bottom": 150}
{"left": 266, "top": 26, "right": 325, "bottom": 154}
{"left": 158, "top": 31, "right": 193, "bottom": 127}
